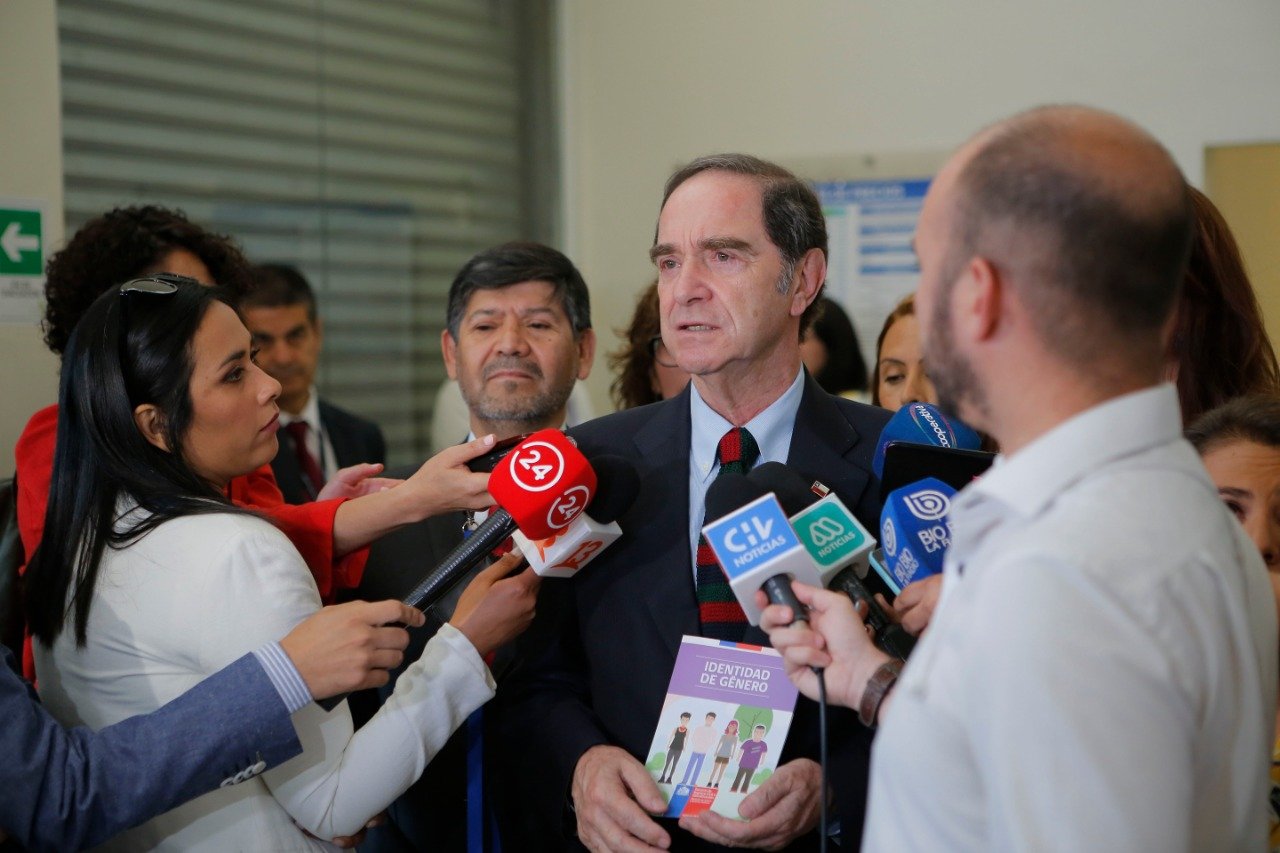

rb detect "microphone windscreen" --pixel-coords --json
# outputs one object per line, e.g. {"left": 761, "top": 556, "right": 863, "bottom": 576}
{"left": 748, "top": 462, "right": 820, "bottom": 516}
{"left": 872, "top": 402, "right": 981, "bottom": 479}
{"left": 880, "top": 477, "right": 956, "bottom": 590}
{"left": 489, "top": 428, "right": 597, "bottom": 539}
{"left": 583, "top": 454, "right": 641, "bottom": 523}
{"left": 705, "top": 472, "right": 769, "bottom": 522}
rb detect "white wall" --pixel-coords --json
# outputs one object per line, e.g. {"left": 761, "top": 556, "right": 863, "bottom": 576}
{"left": 0, "top": 4, "right": 63, "bottom": 477}
{"left": 558, "top": 0, "right": 1280, "bottom": 410}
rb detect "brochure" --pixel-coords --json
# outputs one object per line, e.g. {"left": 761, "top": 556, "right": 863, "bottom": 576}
{"left": 644, "top": 635, "right": 799, "bottom": 819}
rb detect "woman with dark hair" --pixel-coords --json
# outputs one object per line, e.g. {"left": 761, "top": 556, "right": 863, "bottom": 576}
{"left": 1167, "top": 187, "right": 1280, "bottom": 424}
{"left": 1186, "top": 394, "right": 1280, "bottom": 851}
{"left": 800, "top": 297, "right": 869, "bottom": 400}
{"left": 14, "top": 207, "right": 488, "bottom": 679}
{"left": 608, "top": 281, "right": 689, "bottom": 409}
{"left": 871, "top": 293, "right": 937, "bottom": 411}
{"left": 28, "top": 276, "right": 538, "bottom": 851}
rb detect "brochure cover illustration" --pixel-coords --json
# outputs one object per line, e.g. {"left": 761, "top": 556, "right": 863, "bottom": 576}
{"left": 645, "top": 635, "right": 799, "bottom": 820}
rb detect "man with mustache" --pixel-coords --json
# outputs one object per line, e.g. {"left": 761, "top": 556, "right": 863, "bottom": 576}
{"left": 353, "top": 241, "right": 596, "bottom": 852}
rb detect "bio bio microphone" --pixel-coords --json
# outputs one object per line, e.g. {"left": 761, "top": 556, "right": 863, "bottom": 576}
{"left": 512, "top": 454, "right": 641, "bottom": 578}
{"left": 878, "top": 476, "right": 956, "bottom": 595}
{"left": 872, "top": 401, "right": 982, "bottom": 479}
{"left": 701, "top": 473, "right": 825, "bottom": 625}
{"left": 401, "top": 429, "right": 596, "bottom": 611}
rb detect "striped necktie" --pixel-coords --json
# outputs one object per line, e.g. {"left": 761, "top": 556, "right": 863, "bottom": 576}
{"left": 695, "top": 427, "right": 760, "bottom": 641}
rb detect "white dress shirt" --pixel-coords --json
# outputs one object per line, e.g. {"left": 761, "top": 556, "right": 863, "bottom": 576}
{"left": 36, "top": 504, "right": 496, "bottom": 851}
{"left": 687, "top": 367, "right": 805, "bottom": 573}
{"left": 865, "top": 384, "right": 1278, "bottom": 852}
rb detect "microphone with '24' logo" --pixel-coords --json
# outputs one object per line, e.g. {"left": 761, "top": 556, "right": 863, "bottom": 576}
{"left": 401, "top": 429, "right": 596, "bottom": 611}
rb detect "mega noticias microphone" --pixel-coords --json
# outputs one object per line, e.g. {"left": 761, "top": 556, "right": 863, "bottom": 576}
{"left": 401, "top": 429, "right": 596, "bottom": 611}
{"left": 749, "top": 463, "right": 875, "bottom": 584}
{"left": 872, "top": 401, "right": 981, "bottom": 480}
{"left": 512, "top": 454, "right": 641, "bottom": 577}
{"left": 878, "top": 476, "right": 956, "bottom": 595}
{"left": 701, "top": 473, "right": 825, "bottom": 625}
{"left": 749, "top": 463, "right": 915, "bottom": 660}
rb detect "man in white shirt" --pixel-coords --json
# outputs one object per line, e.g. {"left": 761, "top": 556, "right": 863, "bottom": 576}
{"left": 760, "top": 105, "right": 1279, "bottom": 851}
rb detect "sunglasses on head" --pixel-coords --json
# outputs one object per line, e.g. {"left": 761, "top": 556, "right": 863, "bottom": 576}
{"left": 118, "top": 273, "right": 199, "bottom": 297}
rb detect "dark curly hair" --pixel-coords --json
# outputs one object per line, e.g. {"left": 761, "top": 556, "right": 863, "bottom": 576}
{"left": 42, "top": 206, "right": 254, "bottom": 356}
{"left": 609, "top": 281, "right": 663, "bottom": 410}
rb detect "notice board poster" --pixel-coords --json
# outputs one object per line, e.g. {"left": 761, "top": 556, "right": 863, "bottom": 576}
{"left": 813, "top": 178, "right": 930, "bottom": 372}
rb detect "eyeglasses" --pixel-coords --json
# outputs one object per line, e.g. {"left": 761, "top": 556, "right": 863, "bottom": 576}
{"left": 648, "top": 335, "right": 678, "bottom": 369}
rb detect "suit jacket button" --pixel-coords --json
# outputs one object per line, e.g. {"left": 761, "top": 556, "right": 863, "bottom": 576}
{"left": 250, "top": 760, "right": 267, "bottom": 776}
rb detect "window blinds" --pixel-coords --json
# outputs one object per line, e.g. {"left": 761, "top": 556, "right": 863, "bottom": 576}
{"left": 59, "top": 0, "right": 553, "bottom": 464}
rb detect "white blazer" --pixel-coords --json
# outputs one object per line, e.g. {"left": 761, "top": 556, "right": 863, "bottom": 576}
{"left": 37, "top": 506, "right": 495, "bottom": 851}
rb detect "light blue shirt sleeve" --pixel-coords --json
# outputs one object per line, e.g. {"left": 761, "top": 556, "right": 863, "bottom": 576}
{"left": 251, "top": 642, "right": 313, "bottom": 713}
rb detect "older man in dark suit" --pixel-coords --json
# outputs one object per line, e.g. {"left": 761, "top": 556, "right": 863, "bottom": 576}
{"left": 497, "top": 154, "right": 891, "bottom": 852}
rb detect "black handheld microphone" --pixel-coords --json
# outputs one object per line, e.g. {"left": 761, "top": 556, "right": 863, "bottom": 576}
{"left": 748, "top": 463, "right": 915, "bottom": 660}
{"left": 702, "top": 474, "right": 814, "bottom": 622}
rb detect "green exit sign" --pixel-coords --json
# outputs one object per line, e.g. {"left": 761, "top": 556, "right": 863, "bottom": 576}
{"left": 0, "top": 208, "right": 43, "bottom": 276}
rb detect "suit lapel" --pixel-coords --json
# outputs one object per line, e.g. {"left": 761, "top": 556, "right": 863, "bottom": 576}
{"left": 633, "top": 391, "right": 700, "bottom": 661}
{"left": 739, "top": 376, "right": 874, "bottom": 646}
{"left": 787, "top": 374, "right": 871, "bottom": 509}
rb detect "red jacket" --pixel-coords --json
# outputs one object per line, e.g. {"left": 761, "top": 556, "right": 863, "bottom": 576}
{"left": 15, "top": 404, "right": 368, "bottom": 679}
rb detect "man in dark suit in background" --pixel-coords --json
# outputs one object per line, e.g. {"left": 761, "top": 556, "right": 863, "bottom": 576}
{"left": 497, "top": 154, "right": 891, "bottom": 851}
{"left": 353, "top": 241, "right": 596, "bottom": 852}
{"left": 242, "top": 263, "right": 386, "bottom": 504}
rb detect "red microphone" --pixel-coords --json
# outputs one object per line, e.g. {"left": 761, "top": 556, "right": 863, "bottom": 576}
{"left": 490, "top": 429, "right": 596, "bottom": 539}
{"left": 401, "top": 429, "right": 594, "bottom": 611}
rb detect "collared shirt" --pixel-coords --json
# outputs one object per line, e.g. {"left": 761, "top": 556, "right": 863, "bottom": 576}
{"left": 687, "top": 368, "right": 805, "bottom": 574}
{"left": 279, "top": 387, "right": 338, "bottom": 480}
{"left": 864, "top": 384, "right": 1279, "bottom": 851}
{"left": 251, "top": 642, "right": 312, "bottom": 713}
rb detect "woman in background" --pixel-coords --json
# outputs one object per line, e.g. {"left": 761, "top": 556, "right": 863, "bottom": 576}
{"left": 1186, "top": 395, "right": 1280, "bottom": 852}
{"left": 609, "top": 281, "right": 689, "bottom": 409}
{"left": 27, "top": 277, "right": 538, "bottom": 850}
{"left": 800, "top": 296, "right": 869, "bottom": 401}
{"left": 1166, "top": 187, "right": 1279, "bottom": 424}
{"left": 871, "top": 293, "right": 937, "bottom": 412}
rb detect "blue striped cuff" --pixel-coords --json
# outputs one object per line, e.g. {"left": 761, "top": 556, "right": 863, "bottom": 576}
{"left": 252, "top": 642, "right": 313, "bottom": 713}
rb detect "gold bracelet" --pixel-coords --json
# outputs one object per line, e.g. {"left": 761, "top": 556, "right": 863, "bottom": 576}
{"left": 858, "top": 659, "right": 903, "bottom": 727}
